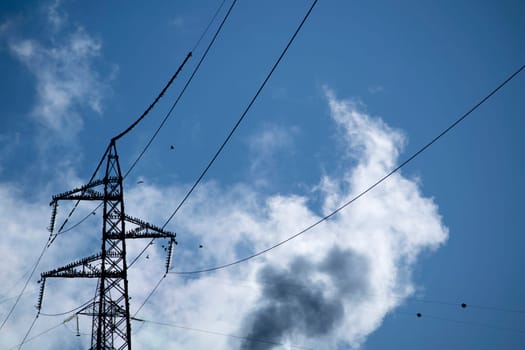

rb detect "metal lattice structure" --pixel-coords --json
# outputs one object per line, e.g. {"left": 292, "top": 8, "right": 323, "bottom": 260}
{"left": 38, "top": 140, "right": 176, "bottom": 350}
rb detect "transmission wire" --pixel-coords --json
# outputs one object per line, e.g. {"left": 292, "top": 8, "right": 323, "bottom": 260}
{"left": 8, "top": 0, "right": 236, "bottom": 345}
{"left": 192, "top": 0, "right": 228, "bottom": 52}
{"left": 126, "top": 0, "right": 240, "bottom": 270}
{"left": 135, "top": 317, "right": 313, "bottom": 349}
{"left": 46, "top": 0, "right": 228, "bottom": 236}
{"left": 129, "top": 0, "right": 319, "bottom": 313}
{"left": 17, "top": 313, "right": 39, "bottom": 350}
{"left": 400, "top": 311, "right": 525, "bottom": 334}
{"left": 0, "top": 145, "right": 110, "bottom": 331}
{"left": 0, "top": 237, "right": 49, "bottom": 332}
{"left": 169, "top": 63, "right": 524, "bottom": 275}
{"left": 122, "top": 0, "right": 239, "bottom": 179}
{"left": 174, "top": 274, "right": 525, "bottom": 315}
{"left": 162, "top": 0, "right": 319, "bottom": 229}
{"left": 133, "top": 274, "right": 166, "bottom": 317}
{"left": 40, "top": 298, "right": 95, "bottom": 317}
{"left": 50, "top": 145, "right": 110, "bottom": 242}
{"left": 7, "top": 318, "right": 69, "bottom": 350}
{"left": 111, "top": 52, "right": 192, "bottom": 142}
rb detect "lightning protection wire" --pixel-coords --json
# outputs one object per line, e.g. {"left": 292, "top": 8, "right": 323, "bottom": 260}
{"left": 112, "top": 1, "right": 233, "bottom": 142}
{"left": 170, "top": 63, "right": 524, "bottom": 275}
{"left": 161, "top": 0, "right": 319, "bottom": 229}
{"left": 129, "top": 0, "right": 320, "bottom": 313}
{"left": 126, "top": 0, "right": 239, "bottom": 270}
{"left": 129, "top": 0, "right": 319, "bottom": 272}
{"left": 48, "top": 0, "right": 229, "bottom": 238}
{"left": 111, "top": 52, "right": 192, "bottom": 142}
{"left": 122, "top": 0, "right": 238, "bottom": 180}
{"left": 134, "top": 317, "right": 313, "bottom": 349}
{"left": 6, "top": 0, "right": 231, "bottom": 343}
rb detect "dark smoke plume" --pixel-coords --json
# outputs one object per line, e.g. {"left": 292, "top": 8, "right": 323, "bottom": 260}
{"left": 239, "top": 247, "right": 370, "bottom": 349}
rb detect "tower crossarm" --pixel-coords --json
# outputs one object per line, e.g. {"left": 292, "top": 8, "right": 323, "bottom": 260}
{"left": 50, "top": 177, "right": 121, "bottom": 204}
{"left": 38, "top": 252, "right": 120, "bottom": 312}
{"left": 121, "top": 214, "right": 176, "bottom": 240}
{"left": 40, "top": 252, "right": 122, "bottom": 279}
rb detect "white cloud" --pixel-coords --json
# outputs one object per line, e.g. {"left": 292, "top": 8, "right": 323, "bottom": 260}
{"left": 126, "top": 90, "right": 448, "bottom": 349}
{"left": 7, "top": 1, "right": 109, "bottom": 137}
{"left": 47, "top": 0, "right": 68, "bottom": 31}
{"left": 368, "top": 85, "right": 384, "bottom": 94}
{"left": 9, "top": 29, "right": 105, "bottom": 135}
{"left": 170, "top": 16, "right": 185, "bottom": 30}
{"left": 0, "top": 90, "right": 448, "bottom": 349}
{"left": 248, "top": 124, "right": 298, "bottom": 185}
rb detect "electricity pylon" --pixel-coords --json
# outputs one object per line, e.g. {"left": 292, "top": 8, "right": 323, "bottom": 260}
{"left": 38, "top": 140, "right": 176, "bottom": 350}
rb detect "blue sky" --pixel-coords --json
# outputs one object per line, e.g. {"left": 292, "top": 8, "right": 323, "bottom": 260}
{"left": 0, "top": 0, "right": 524, "bottom": 349}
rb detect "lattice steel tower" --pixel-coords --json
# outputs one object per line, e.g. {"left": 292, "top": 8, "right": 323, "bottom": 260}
{"left": 37, "top": 140, "right": 176, "bottom": 350}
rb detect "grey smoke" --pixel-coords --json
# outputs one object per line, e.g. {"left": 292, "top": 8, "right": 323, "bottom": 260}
{"left": 240, "top": 247, "right": 370, "bottom": 349}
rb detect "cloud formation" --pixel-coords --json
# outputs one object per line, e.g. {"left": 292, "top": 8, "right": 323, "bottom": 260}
{"left": 0, "top": 90, "right": 448, "bottom": 349}
{"left": 127, "top": 90, "right": 448, "bottom": 349}
{"left": 7, "top": 2, "right": 110, "bottom": 136}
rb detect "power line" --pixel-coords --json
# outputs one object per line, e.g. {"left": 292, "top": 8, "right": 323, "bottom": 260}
{"left": 17, "top": 6, "right": 239, "bottom": 340}
{"left": 133, "top": 274, "right": 166, "bottom": 318}
{"left": 17, "top": 313, "right": 39, "bottom": 350}
{"left": 7, "top": 317, "right": 70, "bottom": 350}
{"left": 111, "top": 2, "right": 231, "bottom": 142}
{"left": 0, "top": 146, "right": 110, "bottom": 332}
{"left": 122, "top": 0, "right": 239, "bottom": 180}
{"left": 400, "top": 310, "right": 525, "bottom": 334}
{"left": 45, "top": 0, "right": 230, "bottom": 239}
{"left": 162, "top": 0, "right": 319, "bottom": 229}
{"left": 126, "top": 0, "right": 240, "bottom": 269}
{"left": 111, "top": 52, "right": 192, "bottom": 142}
{"left": 134, "top": 317, "right": 313, "bottom": 349}
{"left": 8, "top": 323, "right": 62, "bottom": 350}
{"left": 0, "top": 289, "right": 36, "bottom": 305}
{"left": 39, "top": 298, "right": 95, "bottom": 317}
{"left": 50, "top": 145, "right": 109, "bottom": 244}
{"left": 131, "top": 0, "right": 320, "bottom": 312}
{"left": 192, "top": 0, "right": 228, "bottom": 52}
{"left": 173, "top": 275, "right": 525, "bottom": 315}
{"left": 52, "top": 204, "right": 100, "bottom": 236}
{"left": 0, "top": 238, "right": 49, "bottom": 332}
{"left": 170, "top": 63, "right": 525, "bottom": 275}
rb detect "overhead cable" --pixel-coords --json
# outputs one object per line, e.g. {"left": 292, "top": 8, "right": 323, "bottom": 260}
{"left": 0, "top": 239, "right": 49, "bottom": 332}
{"left": 17, "top": 313, "right": 39, "bottom": 350}
{"left": 171, "top": 64, "right": 524, "bottom": 275}
{"left": 48, "top": 0, "right": 230, "bottom": 236}
{"left": 111, "top": 52, "right": 192, "bottom": 142}
{"left": 401, "top": 310, "right": 525, "bottom": 334}
{"left": 126, "top": 0, "right": 240, "bottom": 269}
{"left": 134, "top": 317, "right": 313, "bottom": 349}
{"left": 7, "top": 319, "right": 69, "bottom": 350}
{"left": 161, "top": 0, "right": 319, "bottom": 228}
{"left": 132, "top": 0, "right": 320, "bottom": 311}
{"left": 122, "top": 0, "right": 239, "bottom": 179}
